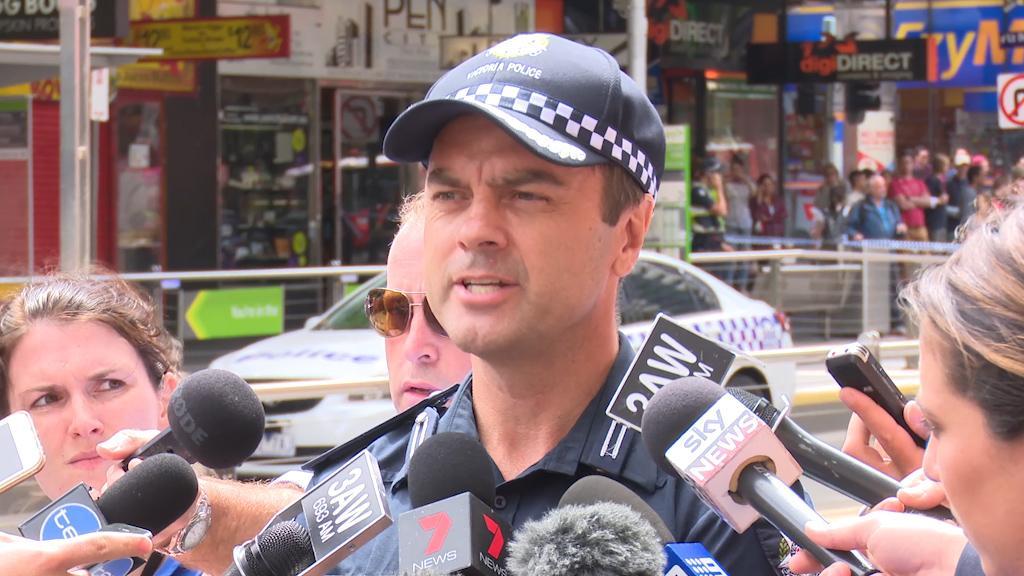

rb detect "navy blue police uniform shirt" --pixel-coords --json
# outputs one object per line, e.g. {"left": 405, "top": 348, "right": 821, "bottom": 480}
{"left": 306, "top": 334, "right": 799, "bottom": 575}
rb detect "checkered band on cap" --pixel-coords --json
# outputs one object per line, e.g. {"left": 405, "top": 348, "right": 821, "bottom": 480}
{"left": 448, "top": 83, "right": 659, "bottom": 197}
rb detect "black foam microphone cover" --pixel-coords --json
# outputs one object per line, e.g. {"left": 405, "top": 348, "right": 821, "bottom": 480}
{"left": 640, "top": 376, "right": 726, "bottom": 476}
{"left": 559, "top": 475, "right": 674, "bottom": 545}
{"left": 170, "top": 368, "right": 265, "bottom": 469}
{"left": 97, "top": 453, "right": 198, "bottom": 535}
{"left": 408, "top": 432, "right": 497, "bottom": 508}
{"left": 233, "top": 521, "right": 314, "bottom": 576}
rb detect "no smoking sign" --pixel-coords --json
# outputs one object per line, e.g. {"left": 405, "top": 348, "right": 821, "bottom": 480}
{"left": 998, "top": 73, "right": 1024, "bottom": 129}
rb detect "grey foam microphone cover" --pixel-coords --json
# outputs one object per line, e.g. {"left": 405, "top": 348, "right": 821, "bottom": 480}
{"left": 506, "top": 502, "right": 665, "bottom": 576}
{"left": 559, "top": 475, "right": 674, "bottom": 545}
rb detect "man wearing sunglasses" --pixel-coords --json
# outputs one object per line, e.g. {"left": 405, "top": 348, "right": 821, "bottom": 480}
{"left": 366, "top": 213, "right": 472, "bottom": 411}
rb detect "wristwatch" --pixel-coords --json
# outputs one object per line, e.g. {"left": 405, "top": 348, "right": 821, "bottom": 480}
{"left": 166, "top": 489, "right": 212, "bottom": 556}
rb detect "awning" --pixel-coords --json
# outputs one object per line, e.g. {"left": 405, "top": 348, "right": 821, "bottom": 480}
{"left": 0, "top": 43, "right": 162, "bottom": 87}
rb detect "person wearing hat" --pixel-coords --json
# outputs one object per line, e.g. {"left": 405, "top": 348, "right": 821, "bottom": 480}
{"left": 310, "top": 33, "right": 795, "bottom": 575}
{"left": 97, "top": 34, "right": 802, "bottom": 576}
{"left": 946, "top": 150, "right": 972, "bottom": 235}
{"left": 690, "top": 155, "right": 730, "bottom": 252}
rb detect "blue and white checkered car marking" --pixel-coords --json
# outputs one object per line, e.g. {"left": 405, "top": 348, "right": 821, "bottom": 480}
{"left": 689, "top": 315, "right": 785, "bottom": 352}
{"left": 447, "top": 83, "right": 660, "bottom": 198}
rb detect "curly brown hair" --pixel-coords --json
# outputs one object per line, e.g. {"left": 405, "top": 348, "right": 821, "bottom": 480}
{"left": 0, "top": 271, "right": 182, "bottom": 416}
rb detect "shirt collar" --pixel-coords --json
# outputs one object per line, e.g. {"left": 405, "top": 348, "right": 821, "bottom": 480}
{"left": 392, "top": 333, "right": 661, "bottom": 493}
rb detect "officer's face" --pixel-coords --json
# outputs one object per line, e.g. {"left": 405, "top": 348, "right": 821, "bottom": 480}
{"left": 421, "top": 114, "right": 648, "bottom": 359}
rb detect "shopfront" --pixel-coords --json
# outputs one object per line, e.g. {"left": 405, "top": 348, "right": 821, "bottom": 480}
{"left": 219, "top": 0, "right": 530, "bottom": 267}
{"left": 650, "top": 1, "right": 783, "bottom": 186}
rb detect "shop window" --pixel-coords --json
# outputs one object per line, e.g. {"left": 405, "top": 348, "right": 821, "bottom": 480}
{"left": 219, "top": 77, "right": 313, "bottom": 269}
{"left": 115, "top": 101, "right": 163, "bottom": 272}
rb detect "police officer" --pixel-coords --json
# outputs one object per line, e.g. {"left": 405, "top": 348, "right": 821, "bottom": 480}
{"left": 304, "top": 33, "right": 799, "bottom": 575}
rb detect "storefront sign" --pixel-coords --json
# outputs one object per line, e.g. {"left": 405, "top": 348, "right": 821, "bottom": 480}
{"left": 441, "top": 33, "right": 628, "bottom": 69}
{"left": 117, "top": 0, "right": 197, "bottom": 93}
{"left": 0, "top": 0, "right": 126, "bottom": 40}
{"left": 747, "top": 37, "right": 934, "bottom": 84}
{"left": 648, "top": 1, "right": 778, "bottom": 72}
{"left": 856, "top": 111, "right": 895, "bottom": 171}
{"left": 184, "top": 286, "right": 284, "bottom": 340}
{"left": 218, "top": 0, "right": 529, "bottom": 83}
{"left": 128, "top": 15, "right": 290, "bottom": 60}
{"left": 894, "top": 1, "right": 1024, "bottom": 87}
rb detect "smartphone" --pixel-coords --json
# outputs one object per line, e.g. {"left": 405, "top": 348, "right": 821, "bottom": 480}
{"left": 0, "top": 410, "right": 46, "bottom": 494}
{"left": 826, "top": 343, "right": 928, "bottom": 448}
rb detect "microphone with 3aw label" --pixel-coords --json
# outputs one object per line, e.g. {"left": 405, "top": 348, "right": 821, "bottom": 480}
{"left": 19, "top": 453, "right": 198, "bottom": 576}
{"left": 397, "top": 432, "right": 511, "bottom": 576}
{"left": 225, "top": 448, "right": 392, "bottom": 576}
{"left": 123, "top": 368, "right": 265, "bottom": 471}
{"left": 727, "top": 388, "right": 954, "bottom": 522}
{"left": 641, "top": 377, "right": 879, "bottom": 576}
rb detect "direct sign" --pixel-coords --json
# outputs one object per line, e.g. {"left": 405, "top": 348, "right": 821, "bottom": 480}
{"left": 184, "top": 286, "right": 284, "bottom": 340}
{"left": 747, "top": 37, "right": 935, "bottom": 84}
{"left": 998, "top": 72, "right": 1024, "bottom": 129}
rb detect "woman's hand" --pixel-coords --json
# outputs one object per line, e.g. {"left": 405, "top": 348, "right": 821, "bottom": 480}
{"left": 840, "top": 388, "right": 929, "bottom": 480}
{"left": 786, "top": 512, "right": 967, "bottom": 576}
{"left": 0, "top": 530, "right": 152, "bottom": 576}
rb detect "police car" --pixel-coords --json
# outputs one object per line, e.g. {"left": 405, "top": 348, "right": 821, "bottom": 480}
{"left": 211, "top": 251, "right": 795, "bottom": 466}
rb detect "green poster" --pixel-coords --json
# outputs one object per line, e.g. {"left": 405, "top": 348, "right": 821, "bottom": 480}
{"left": 185, "top": 286, "right": 284, "bottom": 340}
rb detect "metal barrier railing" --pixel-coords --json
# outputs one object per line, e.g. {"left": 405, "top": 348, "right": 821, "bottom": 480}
{"left": 245, "top": 339, "right": 923, "bottom": 406}
{"left": 0, "top": 245, "right": 947, "bottom": 354}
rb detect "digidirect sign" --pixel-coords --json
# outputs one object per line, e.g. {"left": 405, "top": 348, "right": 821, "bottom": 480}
{"left": 747, "top": 36, "right": 935, "bottom": 84}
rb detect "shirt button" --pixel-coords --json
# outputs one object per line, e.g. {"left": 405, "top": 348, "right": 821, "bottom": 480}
{"left": 493, "top": 495, "right": 507, "bottom": 509}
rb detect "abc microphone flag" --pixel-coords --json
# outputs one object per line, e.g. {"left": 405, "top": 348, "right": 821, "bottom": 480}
{"left": 397, "top": 433, "right": 510, "bottom": 576}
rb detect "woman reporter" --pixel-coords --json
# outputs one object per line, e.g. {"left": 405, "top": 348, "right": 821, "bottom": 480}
{"left": 0, "top": 273, "right": 200, "bottom": 575}
{"left": 792, "top": 200, "right": 1024, "bottom": 576}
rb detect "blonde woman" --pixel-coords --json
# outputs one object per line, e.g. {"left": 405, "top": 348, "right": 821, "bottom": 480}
{"left": 790, "top": 200, "right": 1024, "bottom": 576}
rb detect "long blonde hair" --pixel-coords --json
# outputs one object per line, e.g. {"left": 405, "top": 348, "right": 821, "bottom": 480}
{"left": 901, "top": 198, "right": 1024, "bottom": 439}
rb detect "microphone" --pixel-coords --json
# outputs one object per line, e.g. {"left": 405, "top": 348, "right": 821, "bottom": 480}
{"left": 641, "top": 377, "right": 879, "bottom": 576}
{"left": 557, "top": 475, "right": 673, "bottom": 545}
{"left": 664, "top": 543, "right": 731, "bottom": 576}
{"left": 124, "top": 368, "right": 265, "bottom": 471}
{"left": 506, "top": 476, "right": 667, "bottom": 576}
{"left": 20, "top": 453, "right": 198, "bottom": 576}
{"left": 224, "top": 520, "right": 314, "bottom": 576}
{"left": 397, "top": 432, "right": 511, "bottom": 576}
{"left": 226, "top": 449, "right": 392, "bottom": 576}
{"left": 727, "top": 388, "right": 954, "bottom": 522}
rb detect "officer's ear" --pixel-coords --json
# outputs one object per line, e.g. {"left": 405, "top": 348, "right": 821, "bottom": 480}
{"left": 612, "top": 194, "right": 654, "bottom": 279}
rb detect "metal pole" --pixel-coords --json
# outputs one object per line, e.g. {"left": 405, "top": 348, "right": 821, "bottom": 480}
{"left": 628, "top": 0, "right": 647, "bottom": 95}
{"left": 59, "top": 0, "right": 91, "bottom": 272}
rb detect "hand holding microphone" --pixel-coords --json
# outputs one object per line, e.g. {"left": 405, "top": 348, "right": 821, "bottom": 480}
{"left": 786, "top": 511, "right": 968, "bottom": 576}
{"left": 109, "top": 368, "right": 266, "bottom": 472}
{"left": 641, "top": 376, "right": 879, "bottom": 576}
{"left": 0, "top": 530, "right": 153, "bottom": 576}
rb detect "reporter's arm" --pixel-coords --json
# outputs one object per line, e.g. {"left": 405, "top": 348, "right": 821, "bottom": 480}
{"left": 97, "top": 430, "right": 304, "bottom": 574}
{"left": 787, "top": 511, "right": 967, "bottom": 576}
{"left": 172, "top": 476, "right": 303, "bottom": 574}
{"left": 0, "top": 530, "right": 152, "bottom": 576}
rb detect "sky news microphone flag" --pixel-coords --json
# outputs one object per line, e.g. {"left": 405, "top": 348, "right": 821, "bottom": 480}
{"left": 382, "top": 33, "right": 666, "bottom": 200}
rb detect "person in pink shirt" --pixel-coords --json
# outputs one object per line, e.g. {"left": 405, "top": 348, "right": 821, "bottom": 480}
{"left": 890, "top": 152, "right": 941, "bottom": 241}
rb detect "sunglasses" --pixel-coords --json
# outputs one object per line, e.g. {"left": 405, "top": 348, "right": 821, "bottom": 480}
{"left": 365, "top": 288, "right": 448, "bottom": 338}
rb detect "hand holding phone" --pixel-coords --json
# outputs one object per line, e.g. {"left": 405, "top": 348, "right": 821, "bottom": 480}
{"left": 0, "top": 410, "right": 45, "bottom": 494}
{"left": 827, "top": 344, "right": 927, "bottom": 449}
